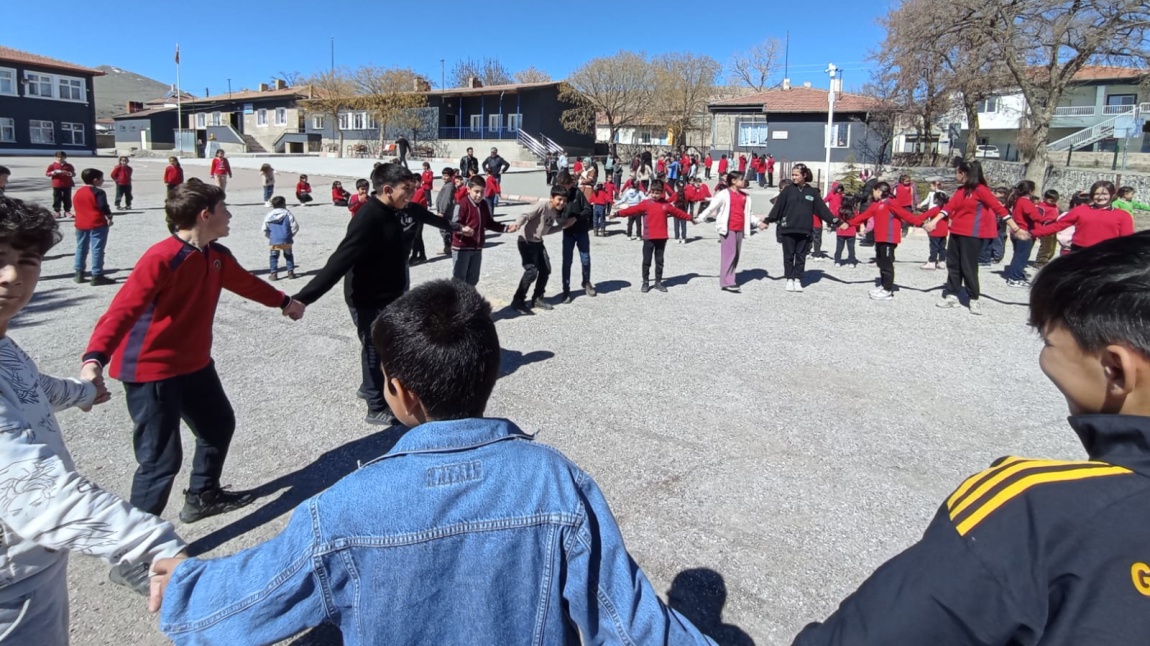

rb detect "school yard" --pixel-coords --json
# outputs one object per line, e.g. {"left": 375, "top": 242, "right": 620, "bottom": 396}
{"left": 1, "top": 156, "right": 1080, "bottom": 645}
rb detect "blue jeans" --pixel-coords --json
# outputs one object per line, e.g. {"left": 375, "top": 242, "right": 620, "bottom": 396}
{"left": 1004, "top": 236, "right": 1035, "bottom": 281}
{"left": 593, "top": 204, "right": 606, "bottom": 229}
{"left": 74, "top": 226, "right": 109, "bottom": 276}
{"left": 263, "top": 185, "right": 274, "bottom": 202}
{"left": 928, "top": 236, "right": 947, "bottom": 263}
{"left": 562, "top": 231, "right": 591, "bottom": 292}
{"left": 269, "top": 248, "right": 295, "bottom": 272}
{"left": 980, "top": 225, "right": 1007, "bottom": 262}
{"left": 485, "top": 195, "right": 499, "bottom": 214}
{"left": 673, "top": 218, "right": 688, "bottom": 239}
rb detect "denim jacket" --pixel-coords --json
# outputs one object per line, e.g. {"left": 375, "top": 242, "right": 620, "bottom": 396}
{"left": 160, "top": 418, "right": 716, "bottom": 646}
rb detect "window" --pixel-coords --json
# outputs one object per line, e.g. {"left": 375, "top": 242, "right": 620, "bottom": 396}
{"left": 365, "top": 113, "right": 377, "bottom": 129}
{"left": 256, "top": 108, "right": 268, "bottom": 126}
{"left": 0, "top": 68, "right": 14, "bottom": 96}
{"left": 351, "top": 112, "right": 365, "bottom": 130}
{"left": 825, "top": 123, "right": 850, "bottom": 148}
{"left": 29, "top": 120, "right": 54, "bottom": 144}
{"left": 24, "top": 72, "right": 53, "bottom": 98}
{"left": 312, "top": 115, "right": 325, "bottom": 129}
{"left": 975, "top": 97, "right": 999, "bottom": 114}
{"left": 195, "top": 113, "right": 206, "bottom": 128}
{"left": 0, "top": 118, "right": 14, "bottom": 142}
{"left": 57, "top": 76, "right": 84, "bottom": 101}
{"left": 211, "top": 112, "right": 222, "bottom": 126}
{"left": 61, "top": 122, "right": 84, "bottom": 146}
{"left": 275, "top": 107, "right": 287, "bottom": 125}
{"left": 1107, "top": 94, "right": 1137, "bottom": 106}
{"left": 737, "top": 122, "right": 769, "bottom": 146}
{"left": 469, "top": 114, "right": 482, "bottom": 131}
{"left": 338, "top": 113, "right": 350, "bottom": 130}
{"left": 506, "top": 113, "right": 522, "bottom": 132}
{"left": 488, "top": 114, "right": 502, "bottom": 131}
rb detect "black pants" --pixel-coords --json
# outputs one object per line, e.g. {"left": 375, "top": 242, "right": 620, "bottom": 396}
{"left": 627, "top": 215, "right": 642, "bottom": 238}
{"left": 441, "top": 228, "right": 452, "bottom": 253}
{"left": 705, "top": 167, "right": 711, "bottom": 179}
{"left": 349, "top": 302, "right": 392, "bottom": 414}
{"left": 834, "top": 236, "right": 857, "bottom": 264}
{"left": 811, "top": 228, "right": 824, "bottom": 256}
{"left": 779, "top": 233, "right": 811, "bottom": 280}
{"left": 946, "top": 234, "right": 983, "bottom": 300}
{"left": 642, "top": 239, "right": 667, "bottom": 283}
{"left": 767, "top": 172, "right": 774, "bottom": 187}
{"left": 398, "top": 151, "right": 408, "bottom": 169}
{"left": 52, "top": 187, "right": 72, "bottom": 213}
{"left": 875, "top": 242, "right": 897, "bottom": 291}
{"left": 514, "top": 239, "right": 551, "bottom": 302}
{"left": 124, "top": 362, "right": 236, "bottom": 515}
{"left": 410, "top": 222, "right": 426, "bottom": 260}
{"left": 114, "top": 184, "right": 133, "bottom": 207}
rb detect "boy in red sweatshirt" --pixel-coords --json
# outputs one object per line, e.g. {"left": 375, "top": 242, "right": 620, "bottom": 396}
{"left": 45, "top": 151, "right": 75, "bottom": 218}
{"left": 452, "top": 176, "right": 518, "bottom": 286}
{"left": 81, "top": 179, "right": 305, "bottom": 523}
{"left": 72, "top": 168, "right": 116, "bottom": 286}
{"left": 611, "top": 179, "right": 693, "bottom": 293}
{"left": 110, "top": 156, "right": 134, "bottom": 210}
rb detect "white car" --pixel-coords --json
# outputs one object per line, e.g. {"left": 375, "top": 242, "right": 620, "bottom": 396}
{"left": 975, "top": 145, "right": 1001, "bottom": 159}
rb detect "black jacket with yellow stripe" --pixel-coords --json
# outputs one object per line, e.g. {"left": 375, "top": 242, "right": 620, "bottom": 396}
{"left": 793, "top": 414, "right": 1150, "bottom": 646}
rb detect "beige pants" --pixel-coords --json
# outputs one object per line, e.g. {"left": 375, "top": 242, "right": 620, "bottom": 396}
{"left": 214, "top": 174, "right": 228, "bottom": 190}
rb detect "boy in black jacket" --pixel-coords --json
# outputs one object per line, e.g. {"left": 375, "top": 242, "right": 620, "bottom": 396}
{"left": 294, "top": 163, "right": 472, "bottom": 426}
{"left": 556, "top": 170, "right": 596, "bottom": 304}
{"left": 794, "top": 232, "right": 1150, "bottom": 646}
{"left": 435, "top": 167, "right": 458, "bottom": 255}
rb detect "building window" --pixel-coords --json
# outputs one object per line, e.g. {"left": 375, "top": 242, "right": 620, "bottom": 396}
{"left": 57, "top": 76, "right": 84, "bottom": 102}
{"left": 275, "top": 107, "right": 287, "bottom": 126}
{"left": 211, "top": 112, "right": 222, "bottom": 126}
{"left": 506, "top": 113, "right": 522, "bottom": 132}
{"left": 975, "top": 98, "right": 999, "bottom": 114}
{"left": 365, "top": 113, "right": 377, "bottom": 130}
{"left": 29, "top": 120, "right": 54, "bottom": 144}
{"left": 488, "top": 114, "right": 501, "bottom": 131}
{"left": 737, "top": 122, "right": 769, "bottom": 146}
{"left": 826, "top": 123, "right": 850, "bottom": 148}
{"left": 351, "top": 112, "right": 365, "bottom": 130}
{"left": 256, "top": 109, "right": 268, "bottom": 126}
{"left": 0, "top": 68, "right": 15, "bottom": 96}
{"left": 312, "top": 115, "right": 325, "bottom": 129}
{"left": 0, "top": 117, "right": 14, "bottom": 142}
{"left": 61, "top": 122, "right": 84, "bottom": 146}
{"left": 24, "top": 72, "right": 54, "bottom": 98}
{"left": 469, "top": 114, "right": 482, "bottom": 131}
{"left": 195, "top": 113, "right": 206, "bottom": 128}
{"left": 338, "top": 113, "right": 350, "bottom": 130}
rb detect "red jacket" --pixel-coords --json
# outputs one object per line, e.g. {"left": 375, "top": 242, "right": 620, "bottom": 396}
{"left": 46, "top": 161, "right": 75, "bottom": 188}
{"left": 348, "top": 194, "right": 368, "bottom": 215}
{"left": 452, "top": 198, "right": 506, "bottom": 249}
{"left": 925, "top": 206, "right": 949, "bottom": 238}
{"left": 695, "top": 184, "right": 711, "bottom": 200}
{"left": 573, "top": 161, "right": 584, "bottom": 175}
{"left": 84, "top": 236, "right": 288, "bottom": 382}
{"left": 680, "top": 155, "right": 690, "bottom": 171}
{"left": 1009, "top": 196, "right": 1044, "bottom": 232}
{"left": 765, "top": 157, "right": 775, "bottom": 172}
{"left": 602, "top": 180, "right": 616, "bottom": 199}
{"left": 892, "top": 183, "right": 918, "bottom": 211}
{"left": 704, "top": 155, "right": 712, "bottom": 168}
{"left": 163, "top": 165, "right": 184, "bottom": 186}
{"left": 847, "top": 199, "right": 923, "bottom": 244}
{"left": 296, "top": 181, "right": 311, "bottom": 195}
{"left": 718, "top": 158, "right": 729, "bottom": 174}
{"left": 940, "top": 185, "right": 1008, "bottom": 238}
{"left": 1031, "top": 205, "right": 1135, "bottom": 247}
{"left": 823, "top": 189, "right": 843, "bottom": 227}
{"left": 737, "top": 156, "right": 747, "bottom": 173}
{"left": 72, "top": 186, "right": 112, "bottom": 230}
{"left": 655, "top": 159, "right": 666, "bottom": 174}
{"left": 110, "top": 164, "right": 133, "bottom": 186}
{"left": 590, "top": 189, "right": 611, "bottom": 206}
{"left": 210, "top": 157, "right": 231, "bottom": 177}
{"left": 484, "top": 175, "right": 501, "bottom": 199}
{"left": 615, "top": 199, "right": 692, "bottom": 240}
{"left": 421, "top": 170, "right": 434, "bottom": 190}
{"left": 454, "top": 184, "right": 469, "bottom": 204}
{"left": 411, "top": 186, "right": 429, "bottom": 208}
{"left": 332, "top": 187, "right": 350, "bottom": 202}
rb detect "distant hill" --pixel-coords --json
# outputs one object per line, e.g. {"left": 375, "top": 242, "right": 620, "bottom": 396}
{"left": 92, "top": 66, "right": 173, "bottom": 120}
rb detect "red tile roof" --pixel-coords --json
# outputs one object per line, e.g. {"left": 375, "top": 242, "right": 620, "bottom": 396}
{"left": 1067, "top": 65, "right": 1147, "bottom": 82}
{"left": 0, "top": 46, "right": 104, "bottom": 76}
{"left": 181, "top": 86, "right": 311, "bottom": 105}
{"left": 710, "top": 86, "right": 883, "bottom": 113}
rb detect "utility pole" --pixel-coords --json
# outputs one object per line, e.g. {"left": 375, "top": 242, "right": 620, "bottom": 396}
{"left": 227, "top": 78, "right": 232, "bottom": 98}
{"left": 824, "top": 63, "right": 837, "bottom": 191}
{"left": 331, "top": 37, "right": 335, "bottom": 73}
{"left": 440, "top": 59, "right": 445, "bottom": 89}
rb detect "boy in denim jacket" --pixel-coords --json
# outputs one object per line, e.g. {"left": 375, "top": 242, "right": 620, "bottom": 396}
{"left": 150, "top": 279, "right": 716, "bottom": 646}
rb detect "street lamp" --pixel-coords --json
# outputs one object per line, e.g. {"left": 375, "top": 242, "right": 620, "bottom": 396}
{"left": 824, "top": 63, "right": 837, "bottom": 191}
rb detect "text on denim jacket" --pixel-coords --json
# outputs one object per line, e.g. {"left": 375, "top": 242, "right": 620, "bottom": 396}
{"left": 427, "top": 461, "right": 483, "bottom": 487}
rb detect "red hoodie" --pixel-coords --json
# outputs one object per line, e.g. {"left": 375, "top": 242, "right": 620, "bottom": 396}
{"left": 45, "top": 161, "right": 75, "bottom": 188}
{"left": 421, "top": 170, "right": 434, "bottom": 190}
{"left": 484, "top": 175, "right": 501, "bottom": 199}
{"left": 718, "top": 158, "right": 729, "bottom": 174}
{"left": 163, "top": 165, "right": 184, "bottom": 186}
{"left": 110, "top": 164, "right": 133, "bottom": 186}
{"left": 940, "top": 185, "right": 1008, "bottom": 238}
{"left": 847, "top": 199, "right": 923, "bottom": 244}
{"left": 72, "top": 185, "right": 112, "bottom": 230}
{"left": 1030, "top": 204, "right": 1134, "bottom": 247}
{"left": 209, "top": 157, "right": 231, "bottom": 177}
{"left": 615, "top": 198, "right": 692, "bottom": 240}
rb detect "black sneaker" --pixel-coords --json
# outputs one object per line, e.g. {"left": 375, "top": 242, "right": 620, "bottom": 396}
{"left": 511, "top": 300, "right": 532, "bottom": 314}
{"left": 561, "top": 292, "right": 573, "bottom": 304}
{"left": 532, "top": 297, "right": 554, "bottom": 311}
{"left": 355, "top": 387, "right": 370, "bottom": 400}
{"left": 653, "top": 282, "right": 668, "bottom": 293}
{"left": 179, "top": 487, "right": 255, "bottom": 523}
{"left": 90, "top": 275, "right": 116, "bottom": 286}
{"left": 641, "top": 283, "right": 650, "bottom": 293}
{"left": 74, "top": 270, "right": 87, "bottom": 283}
{"left": 364, "top": 408, "right": 398, "bottom": 426}
{"left": 108, "top": 562, "right": 151, "bottom": 597}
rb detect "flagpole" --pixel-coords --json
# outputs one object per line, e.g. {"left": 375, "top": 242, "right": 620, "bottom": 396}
{"left": 175, "top": 44, "right": 183, "bottom": 156}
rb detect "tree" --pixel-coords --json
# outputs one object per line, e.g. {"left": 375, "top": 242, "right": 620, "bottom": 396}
{"left": 352, "top": 66, "right": 429, "bottom": 151}
{"left": 271, "top": 70, "right": 303, "bottom": 86}
{"left": 299, "top": 68, "right": 358, "bottom": 157}
{"left": 514, "top": 66, "right": 552, "bottom": 84}
{"left": 653, "top": 53, "right": 722, "bottom": 148}
{"left": 559, "top": 51, "right": 655, "bottom": 155}
{"left": 727, "top": 38, "right": 782, "bottom": 92}
{"left": 449, "top": 57, "right": 512, "bottom": 88}
{"left": 853, "top": 74, "right": 902, "bottom": 175}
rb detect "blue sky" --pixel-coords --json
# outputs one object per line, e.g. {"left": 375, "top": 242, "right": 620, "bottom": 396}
{"left": 6, "top": 0, "right": 886, "bottom": 97}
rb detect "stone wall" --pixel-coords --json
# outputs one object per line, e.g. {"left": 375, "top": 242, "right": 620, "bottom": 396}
{"left": 888, "top": 159, "right": 1150, "bottom": 201}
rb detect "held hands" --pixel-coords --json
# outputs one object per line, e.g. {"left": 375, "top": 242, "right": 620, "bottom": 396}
{"left": 282, "top": 299, "right": 305, "bottom": 321}
{"left": 148, "top": 555, "right": 188, "bottom": 614}
{"left": 460, "top": 225, "right": 475, "bottom": 237}
{"left": 505, "top": 224, "right": 520, "bottom": 233}
{"left": 79, "top": 362, "right": 111, "bottom": 412}
{"left": 922, "top": 219, "right": 937, "bottom": 233}
{"left": 1012, "top": 229, "right": 1032, "bottom": 241}
{"left": 757, "top": 221, "right": 769, "bottom": 231}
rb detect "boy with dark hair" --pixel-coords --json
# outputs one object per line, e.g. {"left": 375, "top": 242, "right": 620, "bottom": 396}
{"left": 612, "top": 179, "right": 694, "bottom": 293}
{"left": 295, "top": 163, "right": 470, "bottom": 426}
{"left": 348, "top": 178, "right": 370, "bottom": 215}
{"left": 450, "top": 175, "right": 517, "bottom": 286}
{"left": 435, "top": 167, "right": 458, "bottom": 255}
{"left": 81, "top": 180, "right": 306, "bottom": 526}
{"left": 0, "top": 196, "right": 186, "bottom": 644}
{"left": 0, "top": 164, "right": 8, "bottom": 196}
{"left": 45, "top": 151, "right": 75, "bottom": 218}
{"left": 794, "top": 231, "right": 1150, "bottom": 645}
{"left": 149, "top": 279, "right": 717, "bottom": 646}
{"left": 110, "top": 156, "right": 134, "bottom": 210}
{"left": 262, "top": 195, "right": 299, "bottom": 281}
{"left": 73, "top": 168, "right": 116, "bottom": 286}
{"left": 510, "top": 184, "right": 574, "bottom": 314}
{"left": 556, "top": 170, "right": 595, "bottom": 303}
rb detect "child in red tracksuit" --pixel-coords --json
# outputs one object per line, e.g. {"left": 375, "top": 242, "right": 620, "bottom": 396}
{"left": 72, "top": 168, "right": 116, "bottom": 286}
{"left": 844, "top": 181, "right": 924, "bottom": 300}
{"left": 923, "top": 192, "right": 949, "bottom": 269}
{"left": 348, "top": 179, "right": 370, "bottom": 216}
{"left": 484, "top": 174, "right": 501, "bottom": 214}
{"left": 163, "top": 157, "right": 184, "bottom": 192}
{"left": 46, "top": 151, "right": 76, "bottom": 218}
{"left": 611, "top": 180, "right": 693, "bottom": 293}
{"left": 110, "top": 156, "right": 134, "bottom": 210}
{"left": 590, "top": 184, "right": 611, "bottom": 236}
{"left": 295, "top": 175, "right": 313, "bottom": 205}
{"left": 420, "top": 163, "right": 434, "bottom": 195}
{"left": 834, "top": 198, "right": 859, "bottom": 267}
{"left": 332, "top": 181, "right": 350, "bottom": 206}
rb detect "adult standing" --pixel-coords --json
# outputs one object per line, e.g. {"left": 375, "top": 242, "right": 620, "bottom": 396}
{"left": 556, "top": 170, "right": 595, "bottom": 303}
{"left": 395, "top": 135, "right": 410, "bottom": 169}
{"left": 294, "top": 164, "right": 471, "bottom": 425}
{"left": 458, "top": 147, "right": 479, "bottom": 177}
{"left": 764, "top": 163, "right": 838, "bottom": 292}
{"left": 924, "top": 159, "right": 1008, "bottom": 315}
{"left": 204, "top": 134, "right": 220, "bottom": 159}
{"left": 697, "top": 171, "right": 754, "bottom": 293}
{"left": 483, "top": 147, "right": 510, "bottom": 183}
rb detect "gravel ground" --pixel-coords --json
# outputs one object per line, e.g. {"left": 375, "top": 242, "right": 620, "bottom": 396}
{"left": 0, "top": 157, "right": 1081, "bottom": 645}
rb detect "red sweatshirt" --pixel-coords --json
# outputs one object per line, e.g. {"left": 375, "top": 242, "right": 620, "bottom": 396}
{"left": 940, "top": 185, "right": 1008, "bottom": 238}
{"left": 454, "top": 184, "right": 469, "bottom": 204}
{"left": 590, "top": 189, "right": 611, "bottom": 206}
{"left": 411, "top": 186, "right": 430, "bottom": 208}
{"left": 421, "top": 170, "right": 434, "bottom": 190}
{"left": 163, "top": 165, "right": 184, "bottom": 186}
{"left": 737, "top": 156, "right": 747, "bottom": 173}
{"left": 925, "top": 206, "right": 949, "bottom": 238}
{"left": 603, "top": 180, "right": 616, "bottom": 199}
{"left": 1030, "top": 204, "right": 1135, "bottom": 247}
{"left": 822, "top": 191, "right": 843, "bottom": 229}
{"left": 1009, "top": 196, "right": 1044, "bottom": 232}
{"left": 296, "top": 181, "right": 311, "bottom": 196}
{"left": 110, "top": 164, "right": 133, "bottom": 186}
{"left": 210, "top": 157, "right": 231, "bottom": 177}
{"left": 348, "top": 194, "right": 368, "bottom": 215}
{"left": 847, "top": 199, "right": 923, "bottom": 244}
{"left": 72, "top": 185, "right": 112, "bottom": 230}
{"left": 695, "top": 184, "right": 711, "bottom": 201}
{"left": 704, "top": 155, "right": 712, "bottom": 169}
{"left": 892, "top": 182, "right": 918, "bottom": 211}
{"left": 718, "top": 158, "right": 729, "bottom": 174}
{"left": 484, "top": 175, "right": 501, "bottom": 199}
{"left": 84, "top": 236, "right": 289, "bottom": 382}
{"left": 615, "top": 199, "right": 692, "bottom": 240}
{"left": 332, "top": 187, "right": 350, "bottom": 202}
{"left": 46, "top": 161, "right": 75, "bottom": 188}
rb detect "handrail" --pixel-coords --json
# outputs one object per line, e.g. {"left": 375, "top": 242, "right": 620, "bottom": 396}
{"left": 540, "top": 133, "right": 564, "bottom": 154}
{"left": 1102, "top": 104, "right": 1137, "bottom": 116}
{"left": 1048, "top": 112, "right": 1129, "bottom": 152}
{"left": 516, "top": 130, "right": 547, "bottom": 160}
{"left": 1052, "top": 106, "right": 1096, "bottom": 117}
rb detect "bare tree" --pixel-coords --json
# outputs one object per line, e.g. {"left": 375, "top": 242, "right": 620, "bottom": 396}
{"left": 450, "top": 57, "right": 513, "bottom": 88}
{"left": 727, "top": 38, "right": 782, "bottom": 92}
{"left": 514, "top": 66, "right": 552, "bottom": 84}
{"left": 299, "top": 68, "right": 358, "bottom": 157}
{"left": 653, "top": 53, "right": 723, "bottom": 148}
{"left": 559, "top": 51, "right": 655, "bottom": 155}
{"left": 352, "top": 66, "right": 429, "bottom": 152}
{"left": 853, "top": 74, "right": 902, "bottom": 175}
{"left": 271, "top": 70, "right": 303, "bottom": 86}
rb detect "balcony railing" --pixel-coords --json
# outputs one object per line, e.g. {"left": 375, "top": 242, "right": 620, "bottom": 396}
{"left": 1053, "top": 106, "right": 1096, "bottom": 117}
{"left": 1103, "top": 104, "right": 1137, "bottom": 116}
{"left": 438, "top": 126, "right": 519, "bottom": 140}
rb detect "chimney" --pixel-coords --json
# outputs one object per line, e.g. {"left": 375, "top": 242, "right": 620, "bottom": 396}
{"left": 803, "top": 81, "right": 812, "bottom": 88}
{"left": 782, "top": 78, "right": 791, "bottom": 90}
{"left": 468, "top": 77, "right": 483, "bottom": 89}
{"left": 258, "top": 82, "right": 270, "bottom": 92}
{"left": 414, "top": 78, "right": 431, "bottom": 92}
{"left": 274, "top": 79, "right": 287, "bottom": 90}
{"left": 126, "top": 101, "right": 144, "bottom": 114}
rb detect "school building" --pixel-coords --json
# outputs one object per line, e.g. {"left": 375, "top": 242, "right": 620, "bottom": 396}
{"left": 0, "top": 46, "right": 104, "bottom": 155}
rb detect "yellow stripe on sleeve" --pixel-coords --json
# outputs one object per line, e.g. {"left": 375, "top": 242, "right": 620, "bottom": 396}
{"left": 946, "top": 456, "right": 1030, "bottom": 510}
{"left": 949, "top": 458, "right": 1093, "bottom": 519}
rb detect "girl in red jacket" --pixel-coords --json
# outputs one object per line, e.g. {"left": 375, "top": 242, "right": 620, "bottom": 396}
{"left": 834, "top": 198, "right": 859, "bottom": 267}
{"left": 611, "top": 179, "right": 694, "bottom": 293}
{"left": 295, "top": 175, "right": 313, "bottom": 205}
{"left": 420, "top": 162, "right": 434, "bottom": 195}
{"left": 844, "top": 182, "right": 925, "bottom": 301}
{"left": 1030, "top": 180, "right": 1134, "bottom": 251}
{"left": 45, "top": 151, "right": 75, "bottom": 218}
{"left": 922, "top": 192, "right": 950, "bottom": 270}
{"left": 1002, "top": 180, "right": 1047, "bottom": 287}
{"left": 332, "top": 181, "right": 350, "bottom": 207}
{"left": 924, "top": 160, "right": 1008, "bottom": 315}
{"left": 163, "top": 157, "right": 184, "bottom": 193}
{"left": 209, "top": 149, "right": 231, "bottom": 190}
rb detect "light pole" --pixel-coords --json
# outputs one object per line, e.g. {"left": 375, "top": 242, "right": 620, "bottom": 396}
{"left": 440, "top": 59, "right": 445, "bottom": 89}
{"left": 824, "top": 64, "right": 837, "bottom": 191}
{"left": 331, "top": 37, "right": 335, "bottom": 73}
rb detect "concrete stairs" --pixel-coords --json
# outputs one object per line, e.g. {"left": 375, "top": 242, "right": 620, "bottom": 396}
{"left": 241, "top": 134, "right": 267, "bottom": 154}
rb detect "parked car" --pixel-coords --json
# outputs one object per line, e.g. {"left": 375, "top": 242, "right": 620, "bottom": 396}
{"left": 975, "top": 145, "right": 1001, "bottom": 159}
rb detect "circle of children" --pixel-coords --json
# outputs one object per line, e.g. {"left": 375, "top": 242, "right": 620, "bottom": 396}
{"left": 0, "top": 139, "right": 1148, "bottom": 645}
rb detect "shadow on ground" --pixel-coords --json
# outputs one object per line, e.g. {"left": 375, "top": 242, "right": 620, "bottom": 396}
{"left": 499, "top": 348, "right": 554, "bottom": 378}
{"left": 10, "top": 287, "right": 96, "bottom": 328}
{"left": 668, "top": 568, "right": 756, "bottom": 646}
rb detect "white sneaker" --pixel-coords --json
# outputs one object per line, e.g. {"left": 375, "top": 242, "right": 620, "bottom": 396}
{"left": 869, "top": 289, "right": 893, "bottom": 300}
{"left": 969, "top": 299, "right": 984, "bottom": 315}
{"left": 937, "top": 294, "right": 962, "bottom": 308}
{"left": 936, "top": 262, "right": 946, "bottom": 270}
{"left": 793, "top": 281, "right": 804, "bottom": 292}
{"left": 921, "top": 261, "right": 935, "bottom": 270}
{"left": 785, "top": 279, "right": 795, "bottom": 292}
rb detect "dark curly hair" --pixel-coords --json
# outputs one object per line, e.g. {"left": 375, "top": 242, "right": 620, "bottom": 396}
{"left": 0, "top": 197, "right": 62, "bottom": 255}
